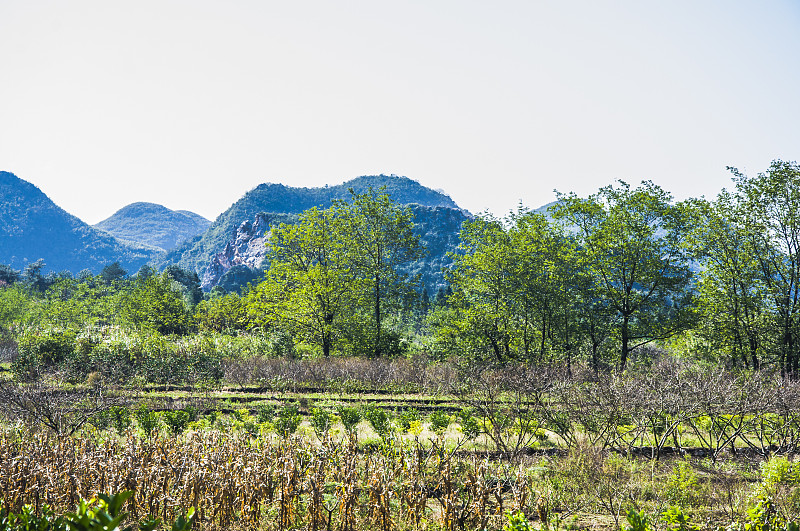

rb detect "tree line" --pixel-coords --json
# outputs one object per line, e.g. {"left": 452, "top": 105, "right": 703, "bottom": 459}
{"left": 1, "top": 160, "right": 800, "bottom": 377}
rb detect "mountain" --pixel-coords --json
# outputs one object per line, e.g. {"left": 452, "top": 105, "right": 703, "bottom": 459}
{"left": 0, "top": 172, "right": 161, "bottom": 273}
{"left": 198, "top": 206, "right": 472, "bottom": 293}
{"left": 158, "top": 174, "right": 463, "bottom": 280}
{"left": 95, "top": 202, "right": 211, "bottom": 252}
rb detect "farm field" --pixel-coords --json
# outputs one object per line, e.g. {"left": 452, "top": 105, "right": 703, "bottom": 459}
{"left": 2, "top": 356, "right": 800, "bottom": 531}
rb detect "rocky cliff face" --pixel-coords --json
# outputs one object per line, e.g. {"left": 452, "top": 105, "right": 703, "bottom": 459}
{"left": 201, "top": 205, "right": 472, "bottom": 293}
{"left": 201, "top": 214, "right": 271, "bottom": 290}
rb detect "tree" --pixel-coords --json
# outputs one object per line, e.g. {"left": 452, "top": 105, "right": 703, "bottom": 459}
{"left": 440, "top": 209, "right": 575, "bottom": 363}
{"left": 163, "top": 265, "right": 203, "bottom": 307}
{"left": 0, "top": 264, "right": 20, "bottom": 286}
{"left": 100, "top": 261, "right": 128, "bottom": 284}
{"left": 730, "top": 160, "right": 800, "bottom": 377}
{"left": 688, "top": 192, "right": 768, "bottom": 369}
{"left": 247, "top": 206, "right": 358, "bottom": 357}
{"left": 118, "top": 272, "right": 192, "bottom": 335}
{"left": 22, "top": 259, "right": 48, "bottom": 293}
{"left": 554, "top": 181, "right": 696, "bottom": 369}
{"left": 337, "top": 189, "right": 424, "bottom": 357}
{"left": 195, "top": 292, "right": 249, "bottom": 333}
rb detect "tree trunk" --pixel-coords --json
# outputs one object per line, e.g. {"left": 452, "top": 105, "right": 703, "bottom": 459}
{"left": 374, "top": 273, "right": 381, "bottom": 358}
{"left": 620, "top": 314, "right": 630, "bottom": 370}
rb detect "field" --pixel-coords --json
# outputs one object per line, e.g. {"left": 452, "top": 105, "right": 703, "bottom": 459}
{"left": 2, "top": 355, "right": 800, "bottom": 531}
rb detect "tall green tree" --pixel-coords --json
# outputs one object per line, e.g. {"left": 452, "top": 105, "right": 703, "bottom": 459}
{"left": 338, "top": 189, "right": 423, "bottom": 357}
{"left": 439, "top": 209, "right": 574, "bottom": 363}
{"left": 554, "top": 181, "right": 696, "bottom": 369}
{"left": 247, "top": 206, "right": 358, "bottom": 357}
{"left": 688, "top": 192, "right": 768, "bottom": 369}
{"left": 731, "top": 160, "right": 800, "bottom": 377}
{"left": 118, "top": 272, "right": 192, "bottom": 335}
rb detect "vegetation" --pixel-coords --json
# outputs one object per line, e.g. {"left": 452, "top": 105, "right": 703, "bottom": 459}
{"left": 0, "top": 171, "right": 159, "bottom": 273}
{"left": 157, "top": 174, "right": 459, "bottom": 279}
{"left": 94, "top": 202, "right": 210, "bottom": 252}
{"left": 2, "top": 162, "right": 800, "bottom": 529}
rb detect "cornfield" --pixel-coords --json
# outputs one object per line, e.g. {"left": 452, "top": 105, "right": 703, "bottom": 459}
{"left": 0, "top": 430, "right": 536, "bottom": 530}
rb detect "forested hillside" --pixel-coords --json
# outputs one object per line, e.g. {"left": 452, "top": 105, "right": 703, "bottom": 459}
{"left": 157, "top": 174, "right": 465, "bottom": 287}
{"left": 0, "top": 172, "right": 160, "bottom": 274}
{"left": 95, "top": 202, "right": 210, "bottom": 251}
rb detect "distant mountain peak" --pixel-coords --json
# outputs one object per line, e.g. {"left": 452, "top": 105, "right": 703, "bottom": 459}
{"left": 156, "top": 174, "right": 465, "bottom": 282}
{"left": 95, "top": 203, "right": 211, "bottom": 252}
{"left": 0, "top": 171, "right": 158, "bottom": 273}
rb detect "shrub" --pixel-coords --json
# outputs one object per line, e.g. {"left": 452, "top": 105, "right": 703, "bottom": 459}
{"left": 503, "top": 510, "right": 533, "bottom": 531}
{"left": 12, "top": 329, "right": 77, "bottom": 381}
{"left": 273, "top": 404, "right": 302, "bottom": 437}
{"left": 134, "top": 405, "right": 161, "bottom": 438}
{"left": 397, "top": 408, "right": 420, "bottom": 431}
{"left": 362, "top": 405, "right": 391, "bottom": 439}
{"left": 18, "top": 329, "right": 76, "bottom": 367}
{"left": 255, "top": 403, "right": 276, "bottom": 423}
{"left": 430, "top": 410, "right": 451, "bottom": 436}
{"left": 310, "top": 407, "right": 333, "bottom": 440}
{"left": 664, "top": 460, "right": 701, "bottom": 508}
{"left": 161, "top": 408, "right": 195, "bottom": 436}
{"left": 337, "top": 405, "right": 362, "bottom": 441}
{"left": 90, "top": 405, "right": 132, "bottom": 435}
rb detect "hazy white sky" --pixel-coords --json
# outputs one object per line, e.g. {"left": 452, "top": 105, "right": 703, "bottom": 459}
{"left": 1, "top": 1, "right": 799, "bottom": 224}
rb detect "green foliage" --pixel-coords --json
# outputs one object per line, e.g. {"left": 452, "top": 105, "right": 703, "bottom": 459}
{"left": 664, "top": 460, "right": 701, "bottom": 508}
{"left": 503, "top": 510, "right": 533, "bottom": 531}
{"left": 194, "top": 293, "right": 249, "bottom": 333}
{"left": 362, "top": 404, "right": 391, "bottom": 439}
{"left": 661, "top": 506, "right": 699, "bottom": 531}
{"left": 456, "top": 408, "right": 481, "bottom": 441}
{"left": 134, "top": 405, "right": 161, "bottom": 438}
{"left": 12, "top": 329, "right": 77, "bottom": 381}
{"left": 396, "top": 408, "right": 420, "bottom": 431}
{"left": 429, "top": 410, "right": 451, "bottom": 436}
{"left": 336, "top": 188, "right": 424, "bottom": 357}
{"left": 0, "top": 284, "right": 32, "bottom": 337}
{"left": 161, "top": 408, "right": 196, "bottom": 436}
{"left": 624, "top": 509, "right": 653, "bottom": 531}
{"left": 247, "top": 206, "right": 358, "bottom": 358}
{"left": 337, "top": 405, "right": 362, "bottom": 440}
{"left": 554, "top": 180, "right": 697, "bottom": 369}
{"left": 18, "top": 329, "right": 76, "bottom": 368}
{"left": 309, "top": 407, "right": 333, "bottom": 440}
{"left": 118, "top": 273, "right": 192, "bottom": 335}
{"left": 0, "top": 490, "right": 195, "bottom": 531}
{"left": 0, "top": 503, "right": 66, "bottom": 531}
{"left": 750, "top": 456, "right": 800, "bottom": 527}
{"left": 273, "top": 404, "right": 302, "bottom": 437}
{"left": 90, "top": 406, "right": 132, "bottom": 435}
{"left": 437, "top": 209, "right": 582, "bottom": 364}
{"left": 255, "top": 403, "right": 276, "bottom": 424}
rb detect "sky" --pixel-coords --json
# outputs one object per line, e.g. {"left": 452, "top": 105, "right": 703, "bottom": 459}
{"left": 1, "top": 1, "right": 799, "bottom": 224}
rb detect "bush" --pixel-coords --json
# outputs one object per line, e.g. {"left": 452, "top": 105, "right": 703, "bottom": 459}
{"left": 337, "top": 405, "right": 362, "bottom": 441}
{"left": 255, "top": 403, "right": 276, "bottom": 423}
{"left": 161, "top": 408, "right": 196, "bottom": 436}
{"left": 90, "top": 405, "right": 132, "bottom": 435}
{"left": 134, "top": 405, "right": 161, "bottom": 438}
{"left": 456, "top": 408, "right": 481, "bottom": 441}
{"left": 430, "top": 410, "right": 451, "bottom": 436}
{"left": 273, "top": 404, "right": 302, "bottom": 437}
{"left": 362, "top": 404, "right": 391, "bottom": 439}
{"left": 13, "top": 329, "right": 77, "bottom": 380}
{"left": 310, "top": 407, "right": 333, "bottom": 440}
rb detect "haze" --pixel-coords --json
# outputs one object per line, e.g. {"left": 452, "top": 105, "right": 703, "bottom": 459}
{"left": 1, "top": 1, "right": 798, "bottom": 224}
